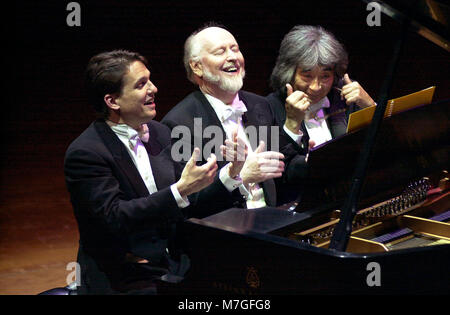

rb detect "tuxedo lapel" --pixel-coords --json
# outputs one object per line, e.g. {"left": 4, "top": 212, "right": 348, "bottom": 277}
{"left": 193, "top": 91, "right": 228, "bottom": 166}
{"left": 239, "top": 91, "right": 273, "bottom": 151}
{"left": 193, "top": 91, "right": 226, "bottom": 130}
{"left": 143, "top": 125, "right": 176, "bottom": 191}
{"left": 239, "top": 91, "right": 273, "bottom": 125}
{"left": 94, "top": 120, "right": 149, "bottom": 198}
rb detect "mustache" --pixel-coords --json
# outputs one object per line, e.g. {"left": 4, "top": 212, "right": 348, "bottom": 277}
{"left": 222, "top": 61, "right": 242, "bottom": 69}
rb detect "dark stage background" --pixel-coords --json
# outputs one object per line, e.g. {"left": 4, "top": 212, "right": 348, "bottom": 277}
{"left": 1, "top": 0, "right": 448, "bottom": 294}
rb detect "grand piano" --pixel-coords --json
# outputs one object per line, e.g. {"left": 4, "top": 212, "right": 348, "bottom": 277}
{"left": 161, "top": 0, "right": 450, "bottom": 294}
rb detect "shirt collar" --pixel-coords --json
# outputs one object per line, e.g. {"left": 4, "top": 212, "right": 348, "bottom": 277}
{"left": 203, "top": 92, "right": 247, "bottom": 123}
{"left": 305, "top": 96, "right": 330, "bottom": 121}
{"left": 107, "top": 121, "right": 150, "bottom": 148}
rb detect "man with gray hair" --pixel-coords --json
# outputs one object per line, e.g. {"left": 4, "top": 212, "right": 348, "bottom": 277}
{"left": 267, "top": 25, "right": 375, "bottom": 147}
{"left": 266, "top": 25, "right": 376, "bottom": 203}
{"left": 162, "top": 23, "right": 305, "bottom": 208}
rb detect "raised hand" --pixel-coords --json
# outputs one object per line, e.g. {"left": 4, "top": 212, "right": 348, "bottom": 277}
{"left": 341, "top": 73, "right": 375, "bottom": 108}
{"left": 284, "top": 83, "right": 312, "bottom": 134}
{"left": 176, "top": 147, "right": 218, "bottom": 197}
{"left": 240, "top": 141, "right": 285, "bottom": 185}
{"left": 220, "top": 128, "right": 248, "bottom": 178}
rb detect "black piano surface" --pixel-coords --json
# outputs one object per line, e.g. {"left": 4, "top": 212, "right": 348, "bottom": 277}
{"left": 179, "top": 210, "right": 449, "bottom": 294}
{"left": 297, "top": 98, "right": 449, "bottom": 214}
{"left": 160, "top": 0, "right": 450, "bottom": 295}
{"left": 165, "top": 99, "right": 449, "bottom": 295}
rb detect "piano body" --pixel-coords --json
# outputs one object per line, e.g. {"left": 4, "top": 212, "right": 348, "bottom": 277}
{"left": 170, "top": 99, "right": 449, "bottom": 294}
{"left": 161, "top": 0, "right": 450, "bottom": 294}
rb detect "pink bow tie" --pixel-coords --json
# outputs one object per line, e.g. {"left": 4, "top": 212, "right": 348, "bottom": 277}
{"left": 223, "top": 99, "right": 247, "bottom": 121}
{"left": 128, "top": 124, "right": 149, "bottom": 149}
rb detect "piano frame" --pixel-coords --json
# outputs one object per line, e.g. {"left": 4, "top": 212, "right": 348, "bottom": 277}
{"left": 159, "top": 0, "right": 450, "bottom": 295}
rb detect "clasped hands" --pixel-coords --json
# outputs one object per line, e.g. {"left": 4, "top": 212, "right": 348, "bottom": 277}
{"left": 221, "top": 129, "right": 284, "bottom": 187}
{"left": 176, "top": 129, "right": 285, "bottom": 198}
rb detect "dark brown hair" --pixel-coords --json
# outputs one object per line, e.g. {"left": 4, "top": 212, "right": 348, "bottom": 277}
{"left": 85, "top": 50, "right": 148, "bottom": 118}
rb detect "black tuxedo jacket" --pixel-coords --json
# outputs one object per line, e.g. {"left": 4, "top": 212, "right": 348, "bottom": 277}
{"left": 64, "top": 119, "right": 233, "bottom": 294}
{"left": 161, "top": 90, "right": 307, "bottom": 207}
{"left": 266, "top": 83, "right": 358, "bottom": 142}
{"left": 265, "top": 84, "right": 359, "bottom": 204}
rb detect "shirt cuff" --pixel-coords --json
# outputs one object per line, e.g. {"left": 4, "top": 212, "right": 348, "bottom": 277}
{"left": 219, "top": 163, "right": 252, "bottom": 201}
{"left": 238, "top": 185, "right": 251, "bottom": 201}
{"left": 219, "top": 163, "right": 244, "bottom": 192}
{"left": 283, "top": 124, "right": 303, "bottom": 144}
{"left": 170, "top": 184, "right": 190, "bottom": 208}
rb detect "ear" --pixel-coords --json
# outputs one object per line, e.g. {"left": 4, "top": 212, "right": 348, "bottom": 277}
{"left": 189, "top": 59, "right": 203, "bottom": 78}
{"left": 104, "top": 94, "right": 120, "bottom": 111}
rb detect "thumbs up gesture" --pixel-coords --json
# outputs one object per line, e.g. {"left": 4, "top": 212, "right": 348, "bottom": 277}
{"left": 240, "top": 141, "right": 285, "bottom": 186}
{"left": 284, "top": 83, "right": 312, "bottom": 134}
{"left": 341, "top": 73, "right": 376, "bottom": 108}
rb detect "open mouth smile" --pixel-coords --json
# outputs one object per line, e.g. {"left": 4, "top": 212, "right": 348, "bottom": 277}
{"left": 222, "top": 64, "right": 240, "bottom": 74}
{"left": 144, "top": 99, "right": 155, "bottom": 106}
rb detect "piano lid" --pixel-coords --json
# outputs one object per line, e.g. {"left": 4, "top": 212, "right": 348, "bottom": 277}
{"left": 295, "top": 98, "right": 449, "bottom": 214}
{"left": 327, "top": 1, "right": 449, "bottom": 251}
{"left": 370, "top": 0, "right": 450, "bottom": 51}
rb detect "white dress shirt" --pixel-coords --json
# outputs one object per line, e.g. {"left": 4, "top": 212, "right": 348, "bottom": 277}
{"left": 107, "top": 121, "right": 190, "bottom": 209}
{"left": 284, "top": 96, "right": 333, "bottom": 148}
{"left": 204, "top": 92, "right": 267, "bottom": 209}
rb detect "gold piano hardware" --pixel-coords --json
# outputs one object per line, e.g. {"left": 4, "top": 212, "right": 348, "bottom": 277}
{"left": 245, "top": 267, "right": 261, "bottom": 289}
{"left": 292, "top": 178, "right": 431, "bottom": 246}
{"left": 314, "top": 214, "right": 450, "bottom": 253}
{"left": 346, "top": 236, "right": 389, "bottom": 253}
{"left": 439, "top": 177, "right": 449, "bottom": 191}
{"left": 399, "top": 215, "right": 450, "bottom": 239}
{"left": 289, "top": 177, "right": 450, "bottom": 253}
{"left": 438, "top": 170, "right": 448, "bottom": 191}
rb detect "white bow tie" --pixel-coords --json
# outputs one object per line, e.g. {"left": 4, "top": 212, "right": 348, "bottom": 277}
{"left": 128, "top": 124, "right": 149, "bottom": 149}
{"left": 305, "top": 97, "right": 330, "bottom": 122}
{"left": 222, "top": 99, "right": 247, "bottom": 122}
{"left": 109, "top": 123, "right": 149, "bottom": 150}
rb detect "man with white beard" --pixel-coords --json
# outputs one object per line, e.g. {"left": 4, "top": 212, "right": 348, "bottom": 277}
{"left": 162, "top": 23, "right": 306, "bottom": 208}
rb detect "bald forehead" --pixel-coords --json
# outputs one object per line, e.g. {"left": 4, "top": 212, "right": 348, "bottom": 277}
{"left": 194, "top": 27, "right": 238, "bottom": 52}
{"left": 197, "top": 27, "right": 233, "bottom": 38}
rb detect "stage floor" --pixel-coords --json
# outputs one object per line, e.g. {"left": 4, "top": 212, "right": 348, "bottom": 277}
{"left": 0, "top": 138, "right": 79, "bottom": 295}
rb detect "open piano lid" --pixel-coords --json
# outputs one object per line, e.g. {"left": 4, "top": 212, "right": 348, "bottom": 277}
{"left": 200, "top": 0, "right": 450, "bottom": 237}
{"left": 295, "top": 98, "right": 449, "bottom": 214}
{"left": 174, "top": 1, "right": 450, "bottom": 295}
{"left": 325, "top": 0, "right": 449, "bottom": 251}
{"left": 370, "top": 0, "right": 449, "bottom": 51}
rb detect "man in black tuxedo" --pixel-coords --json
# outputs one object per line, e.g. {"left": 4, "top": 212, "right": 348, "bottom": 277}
{"left": 266, "top": 25, "right": 376, "bottom": 203}
{"left": 162, "top": 24, "right": 303, "bottom": 208}
{"left": 64, "top": 50, "right": 242, "bottom": 294}
{"left": 267, "top": 25, "right": 376, "bottom": 147}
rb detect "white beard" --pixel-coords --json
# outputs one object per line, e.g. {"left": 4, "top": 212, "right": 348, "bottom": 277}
{"left": 203, "top": 67, "right": 245, "bottom": 94}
